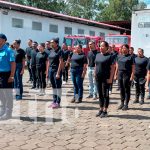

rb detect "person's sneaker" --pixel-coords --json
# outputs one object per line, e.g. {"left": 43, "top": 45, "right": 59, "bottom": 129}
{"left": 52, "top": 103, "right": 60, "bottom": 109}
{"left": 86, "top": 95, "right": 93, "bottom": 99}
{"left": 100, "top": 111, "right": 108, "bottom": 118}
{"left": 109, "top": 91, "right": 112, "bottom": 95}
{"left": 122, "top": 105, "right": 129, "bottom": 111}
{"left": 116, "top": 88, "right": 120, "bottom": 91}
{"left": 75, "top": 98, "right": 82, "bottom": 103}
{"left": 133, "top": 99, "right": 139, "bottom": 103}
{"left": 139, "top": 100, "right": 144, "bottom": 105}
{"left": 16, "top": 95, "right": 22, "bottom": 100}
{"left": 117, "top": 103, "right": 124, "bottom": 110}
{"left": 96, "top": 110, "right": 103, "bottom": 117}
{"left": 70, "top": 98, "right": 75, "bottom": 103}
{"left": 48, "top": 102, "right": 55, "bottom": 108}
{"left": 147, "top": 95, "right": 150, "bottom": 99}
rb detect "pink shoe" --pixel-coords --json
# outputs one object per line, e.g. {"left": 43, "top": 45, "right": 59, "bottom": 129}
{"left": 52, "top": 103, "right": 60, "bottom": 109}
{"left": 48, "top": 102, "right": 55, "bottom": 108}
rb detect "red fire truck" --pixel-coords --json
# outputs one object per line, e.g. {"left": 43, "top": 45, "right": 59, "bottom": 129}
{"left": 105, "top": 34, "right": 131, "bottom": 51}
{"left": 64, "top": 35, "right": 104, "bottom": 55}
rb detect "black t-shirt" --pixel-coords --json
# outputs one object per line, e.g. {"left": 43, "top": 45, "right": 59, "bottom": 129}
{"left": 30, "top": 49, "right": 39, "bottom": 66}
{"left": 95, "top": 52, "right": 114, "bottom": 79}
{"left": 117, "top": 54, "right": 135, "bottom": 73}
{"left": 135, "top": 56, "right": 148, "bottom": 76}
{"left": 70, "top": 52, "right": 87, "bottom": 68}
{"left": 87, "top": 50, "right": 98, "bottom": 67}
{"left": 15, "top": 48, "right": 26, "bottom": 63}
{"left": 36, "top": 51, "right": 48, "bottom": 69}
{"left": 111, "top": 51, "right": 118, "bottom": 63}
{"left": 45, "top": 48, "right": 52, "bottom": 56}
{"left": 25, "top": 47, "right": 32, "bottom": 61}
{"left": 48, "top": 48, "right": 64, "bottom": 69}
{"left": 63, "top": 49, "right": 70, "bottom": 62}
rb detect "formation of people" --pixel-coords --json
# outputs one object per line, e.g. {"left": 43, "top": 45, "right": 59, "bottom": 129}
{"left": 0, "top": 33, "right": 150, "bottom": 120}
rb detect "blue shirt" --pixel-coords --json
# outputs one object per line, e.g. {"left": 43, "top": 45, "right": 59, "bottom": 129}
{"left": 0, "top": 44, "right": 15, "bottom": 72}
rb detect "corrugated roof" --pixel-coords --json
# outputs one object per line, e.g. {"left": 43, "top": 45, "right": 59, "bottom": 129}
{"left": 0, "top": 0, "right": 130, "bottom": 31}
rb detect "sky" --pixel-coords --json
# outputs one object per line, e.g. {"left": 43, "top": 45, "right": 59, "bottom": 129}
{"left": 140, "top": 0, "right": 150, "bottom": 8}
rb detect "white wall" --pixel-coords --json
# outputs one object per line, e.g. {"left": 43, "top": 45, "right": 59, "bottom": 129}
{"left": 0, "top": 9, "right": 119, "bottom": 49}
{"left": 131, "top": 10, "right": 150, "bottom": 57}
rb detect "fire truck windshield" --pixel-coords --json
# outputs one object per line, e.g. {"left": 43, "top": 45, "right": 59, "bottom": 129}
{"left": 64, "top": 38, "right": 73, "bottom": 46}
{"left": 105, "top": 36, "right": 128, "bottom": 45}
{"left": 73, "top": 38, "right": 87, "bottom": 48}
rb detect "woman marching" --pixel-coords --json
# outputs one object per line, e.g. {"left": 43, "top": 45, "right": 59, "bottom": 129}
{"left": 114, "top": 44, "right": 135, "bottom": 110}
{"left": 36, "top": 43, "right": 48, "bottom": 96}
{"left": 133, "top": 48, "right": 148, "bottom": 104}
{"left": 95, "top": 41, "right": 115, "bottom": 118}
{"left": 13, "top": 39, "right": 26, "bottom": 100}
{"left": 47, "top": 38, "right": 64, "bottom": 109}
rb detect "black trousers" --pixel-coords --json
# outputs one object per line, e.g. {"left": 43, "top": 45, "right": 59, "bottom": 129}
{"left": 63, "top": 66, "right": 69, "bottom": 82}
{"left": 0, "top": 72, "right": 13, "bottom": 114}
{"left": 118, "top": 71, "right": 131, "bottom": 105}
{"left": 134, "top": 75, "right": 146, "bottom": 100}
{"left": 31, "top": 66, "right": 39, "bottom": 88}
{"left": 27, "top": 61, "right": 32, "bottom": 81}
{"left": 96, "top": 77, "right": 110, "bottom": 108}
{"left": 37, "top": 67, "right": 46, "bottom": 89}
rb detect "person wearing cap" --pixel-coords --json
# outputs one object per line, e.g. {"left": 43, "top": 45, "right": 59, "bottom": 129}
{"left": 46, "top": 38, "right": 64, "bottom": 109}
{"left": 0, "top": 33, "right": 16, "bottom": 120}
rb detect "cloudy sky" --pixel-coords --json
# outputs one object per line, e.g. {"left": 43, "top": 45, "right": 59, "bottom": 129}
{"left": 140, "top": 0, "right": 150, "bottom": 8}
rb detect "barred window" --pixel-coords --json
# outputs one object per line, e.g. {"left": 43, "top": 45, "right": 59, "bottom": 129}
{"left": 12, "top": 18, "right": 23, "bottom": 28}
{"left": 32, "top": 21, "right": 42, "bottom": 31}
{"left": 138, "top": 22, "right": 150, "bottom": 28}
{"left": 49, "top": 24, "right": 58, "bottom": 33}
{"left": 65, "top": 27, "right": 72, "bottom": 35}
{"left": 89, "top": 31, "right": 95, "bottom": 36}
{"left": 78, "top": 29, "right": 84, "bottom": 34}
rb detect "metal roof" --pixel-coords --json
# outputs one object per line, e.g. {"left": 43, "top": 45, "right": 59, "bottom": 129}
{"left": 0, "top": 1, "right": 130, "bottom": 32}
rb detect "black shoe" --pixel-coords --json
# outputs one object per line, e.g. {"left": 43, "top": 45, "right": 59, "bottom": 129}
{"left": 147, "top": 95, "right": 150, "bottom": 99}
{"left": 100, "top": 111, "right": 108, "bottom": 118}
{"left": 70, "top": 98, "right": 75, "bottom": 103}
{"left": 96, "top": 110, "right": 103, "bottom": 117}
{"left": 0, "top": 113, "right": 12, "bottom": 121}
{"left": 133, "top": 99, "right": 139, "bottom": 103}
{"left": 116, "top": 88, "right": 120, "bottom": 91}
{"left": 139, "top": 100, "right": 144, "bottom": 105}
{"left": 75, "top": 98, "right": 82, "bottom": 103}
{"left": 86, "top": 95, "right": 93, "bottom": 98}
{"left": 117, "top": 103, "right": 124, "bottom": 110}
{"left": 122, "top": 105, "right": 128, "bottom": 111}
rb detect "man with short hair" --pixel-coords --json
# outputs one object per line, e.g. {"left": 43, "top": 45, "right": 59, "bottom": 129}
{"left": 0, "top": 33, "right": 16, "bottom": 120}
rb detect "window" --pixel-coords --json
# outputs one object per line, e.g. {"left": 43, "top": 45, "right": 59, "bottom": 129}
{"left": 65, "top": 27, "right": 72, "bottom": 35}
{"left": 32, "top": 21, "right": 42, "bottom": 31}
{"left": 12, "top": 18, "right": 23, "bottom": 28}
{"left": 78, "top": 29, "right": 84, "bottom": 34}
{"left": 100, "top": 32, "right": 105, "bottom": 37}
{"left": 89, "top": 31, "right": 95, "bottom": 36}
{"left": 49, "top": 24, "right": 58, "bottom": 33}
{"left": 138, "top": 22, "right": 150, "bottom": 28}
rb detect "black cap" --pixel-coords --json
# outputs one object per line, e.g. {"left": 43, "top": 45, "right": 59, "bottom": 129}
{"left": 0, "top": 33, "right": 7, "bottom": 41}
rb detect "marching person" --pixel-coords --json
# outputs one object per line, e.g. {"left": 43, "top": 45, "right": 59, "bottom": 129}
{"left": 25, "top": 39, "right": 33, "bottom": 83}
{"left": 47, "top": 38, "right": 64, "bottom": 109}
{"left": 133, "top": 48, "right": 148, "bottom": 104}
{"left": 70, "top": 44, "right": 87, "bottom": 103}
{"left": 0, "top": 33, "right": 16, "bottom": 120}
{"left": 13, "top": 39, "right": 26, "bottom": 100}
{"left": 95, "top": 41, "right": 115, "bottom": 118}
{"left": 87, "top": 41, "right": 98, "bottom": 100}
{"left": 30, "top": 41, "right": 39, "bottom": 89}
{"left": 114, "top": 44, "right": 135, "bottom": 110}
{"left": 36, "top": 43, "right": 48, "bottom": 96}
{"left": 62, "top": 43, "right": 70, "bottom": 84}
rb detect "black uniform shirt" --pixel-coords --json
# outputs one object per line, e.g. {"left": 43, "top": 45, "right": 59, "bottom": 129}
{"left": 48, "top": 48, "right": 64, "bottom": 68}
{"left": 135, "top": 56, "right": 148, "bottom": 76}
{"left": 70, "top": 52, "right": 87, "bottom": 68}
{"left": 95, "top": 52, "right": 114, "bottom": 79}
{"left": 87, "top": 50, "right": 98, "bottom": 67}
{"left": 15, "top": 48, "right": 26, "bottom": 63}
{"left": 25, "top": 47, "right": 32, "bottom": 61}
{"left": 45, "top": 48, "right": 52, "bottom": 56}
{"left": 111, "top": 51, "right": 118, "bottom": 63}
{"left": 36, "top": 51, "right": 48, "bottom": 69}
{"left": 63, "top": 49, "right": 70, "bottom": 62}
{"left": 30, "top": 49, "right": 39, "bottom": 66}
{"left": 117, "top": 54, "right": 135, "bottom": 73}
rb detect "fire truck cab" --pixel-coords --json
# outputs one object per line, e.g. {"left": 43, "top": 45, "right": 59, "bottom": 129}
{"left": 64, "top": 35, "right": 104, "bottom": 55}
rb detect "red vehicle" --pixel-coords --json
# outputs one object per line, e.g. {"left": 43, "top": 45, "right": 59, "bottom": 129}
{"left": 105, "top": 34, "right": 131, "bottom": 51}
{"left": 64, "top": 35, "right": 104, "bottom": 55}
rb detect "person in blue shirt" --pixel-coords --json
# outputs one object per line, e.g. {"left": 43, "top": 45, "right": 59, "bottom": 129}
{"left": 0, "top": 33, "right": 16, "bottom": 120}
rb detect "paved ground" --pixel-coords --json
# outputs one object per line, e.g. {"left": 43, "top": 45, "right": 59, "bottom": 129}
{"left": 0, "top": 71, "right": 150, "bottom": 150}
